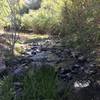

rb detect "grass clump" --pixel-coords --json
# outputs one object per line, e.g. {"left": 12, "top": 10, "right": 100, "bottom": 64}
{"left": 0, "top": 66, "right": 59, "bottom": 100}
{"left": 21, "top": 66, "right": 57, "bottom": 100}
{"left": 0, "top": 76, "right": 14, "bottom": 100}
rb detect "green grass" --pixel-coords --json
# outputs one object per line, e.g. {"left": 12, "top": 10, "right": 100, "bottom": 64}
{"left": 0, "top": 76, "right": 14, "bottom": 100}
{"left": 15, "top": 33, "right": 48, "bottom": 55}
{"left": 0, "top": 66, "right": 58, "bottom": 100}
{"left": 21, "top": 66, "right": 57, "bottom": 100}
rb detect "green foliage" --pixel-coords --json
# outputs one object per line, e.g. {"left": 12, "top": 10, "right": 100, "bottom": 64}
{"left": 21, "top": 66, "right": 57, "bottom": 100}
{"left": 0, "top": 0, "right": 10, "bottom": 26}
{"left": 21, "top": 13, "right": 33, "bottom": 29}
{"left": 0, "top": 66, "right": 59, "bottom": 100}
{"left": 21, "top": 0, "right": 61, "bottom": 34}
{"left": 60, "top": 0, "right": 100, "bottom": 53}
{"left": 0, "top": 66, "right": 85, "bottom": 100}
{"left": 0, "top": 76, "right": 14, "bottom": 100}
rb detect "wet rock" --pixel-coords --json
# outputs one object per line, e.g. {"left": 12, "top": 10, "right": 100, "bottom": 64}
{"left": 30, "top": 51, "right": 48, "bottom": 62}
{"left": 77, "top": 56, "right": 87, "bottom": 64}
{"left": 71, "top": 64, "right": 81, "bottom": 74}
{"left": 31, "top": 51, "right": 37, "bottom": 55}
{"left": 64, "top": 48, "right": 71, "bottom": 54}
{"left": 84, "top": 68, "right": 97, "bottom": 75}
{"left": 57, "top": 67, "right": 72, "bottom": 81}
{"left": 26, "top": 50, "right": 33, "bottom": 56}
{"left": 72, "top": 64, "right": 80, "bottom": 69}
{"left": 58, "top": 68, "right": 71, "bottom": 75}
{"left": 89, "top": 63, "right": 96, "bottom": 68}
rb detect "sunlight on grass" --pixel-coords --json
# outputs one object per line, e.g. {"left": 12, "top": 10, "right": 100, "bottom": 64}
{"left": 17, "top": 33, "right": 48, "bottom": 44}
{"left": 15, "top": 33, "right": 49, "bottom": 55}
{"left": 29, "top": 34, "right": 48, "bottom": 39}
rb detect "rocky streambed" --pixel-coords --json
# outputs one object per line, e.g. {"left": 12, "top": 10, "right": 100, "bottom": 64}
{"left": 0, "top": 39, "right": 100, "bottom": 100}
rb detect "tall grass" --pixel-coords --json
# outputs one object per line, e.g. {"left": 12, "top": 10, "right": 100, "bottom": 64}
{"left": 21, "top": 66, "right": 57, "bottom": 100}
{"left": 0, "top": 66, "right": 59, "bottom": 100}
{"left": 0, "top": 76, "right": 14, "bottom": 100}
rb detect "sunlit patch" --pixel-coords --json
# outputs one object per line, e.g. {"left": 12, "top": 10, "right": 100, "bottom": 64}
{"left": 74, "top": 80, "right": 90, "bottom": 88}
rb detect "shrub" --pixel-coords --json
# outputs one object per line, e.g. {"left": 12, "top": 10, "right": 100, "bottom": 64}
{"left": 60, "top": 0, "right": 99, "bottom": 54}
{"left": 32, "top": 11, "right": 50, "bottom": 34}
{"left": 21, "top": 10, "right": 60, "bottom": 34}
{"left": 21, "top": 14, "right": 34, "bottom": 30}
{"left": 21, "top": 0, "right": 62, "bottom": 34}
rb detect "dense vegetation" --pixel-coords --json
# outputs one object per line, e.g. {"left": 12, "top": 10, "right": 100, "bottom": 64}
{"left": 0, "top": 0, "right": 100, "bottom": 100}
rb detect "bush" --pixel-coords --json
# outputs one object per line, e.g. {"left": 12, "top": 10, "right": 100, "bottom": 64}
{"left": 21, "top": 10, "right": 60, "bottom": 34}
{"left": 21, "top": 14, "right": 33, "bottom": 30}
{"left": 21, "top": 0, "right": 62, "bottom": 34}
{"left": 32, "top": 11, "right": 51, "bottom": 34}
{"left": 60, "top": 0, "right": 99, "bottom": 54}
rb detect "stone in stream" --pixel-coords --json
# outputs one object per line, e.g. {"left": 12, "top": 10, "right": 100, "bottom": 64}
{"left": 72, "top": 64, "right": 80, "bottom": 69}
{"left": 57, "top": 67, "right": 72, "bottom": 81}
{"left": 84, "top": 68, "right": 97, "bottom": 75}
{"left": 29, "top": 50, "right": 61, "bottom": 64}
{"left": 77, "top": 56, "right": 88, "bottom": 65}
{"left": 26, "top": 50, "right": 33, "bottom": 56}
{"left": 58, "top": 67, "right": 71, "bottom": 74}
{"left": 30, "top": 51, "right": 48, "bottom": 62}
{"left": 31, "top": 51, "right": 37, "bottom": 55}
{"left": 71, "top": 64, "right": 81, "bottom": 73}
{"left": 89, "top": 63, "right": 96, "bottom": 68}
{"left": 63, "top": 48, "right": 72, "bottom": 55}
{"left": 25, "top": 46, "right": 41, "bottom": 56}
